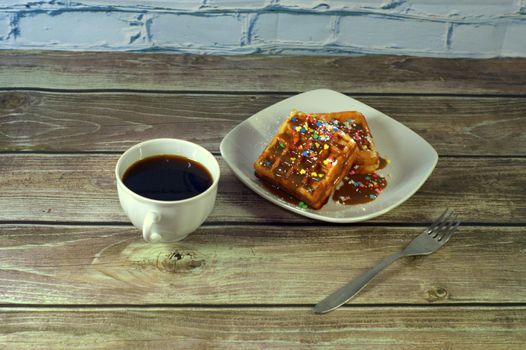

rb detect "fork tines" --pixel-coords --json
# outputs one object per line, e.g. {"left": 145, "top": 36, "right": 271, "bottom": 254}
{"left": 427, "top": 209, "right": 460, "bottom": 242}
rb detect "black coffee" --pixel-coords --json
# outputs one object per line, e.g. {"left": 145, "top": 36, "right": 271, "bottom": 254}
{"left": 122, "top": 155, "right": 213, "bottom": 201}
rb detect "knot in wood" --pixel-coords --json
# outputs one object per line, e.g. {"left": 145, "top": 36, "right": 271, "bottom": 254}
{"left": 427, "top": 286, "right": 449, "bottom": 302}
{"left": 158, "top": 250, "right": 205, "bottom": 273}
{"left": 0, "top": 92, "right": 30, "bottom": 110}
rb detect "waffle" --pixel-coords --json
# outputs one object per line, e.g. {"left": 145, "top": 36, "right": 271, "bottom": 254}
{"left": 254, "top": 111, "right": 358, "bottom": 209}
{"left": 316, "top": 111, "right": 380, "bottom": 174}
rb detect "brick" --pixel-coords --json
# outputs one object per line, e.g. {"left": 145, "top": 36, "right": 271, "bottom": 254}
{"left": 337, "top": 15, "right": 445, "bottom": 52}
{"left": 89, "top": 1, "right": 202, "bottom": 10}
{"left": 206, "top": 0, "right": 267, "bottom": 9}
{"left": 449, "top": 23, "right": 505, "bottom": 55}
{"left": 502, "top": 21, "right": 526, "bottom": 56}
{"left": 407, "top": 0, "right": 517, "bottom": 17}
{"left": 279, "top": 0, "right": 518, "bottom": 18}
{"left": 0, "top": 1, "right": 37, "bottom": 6}
{"left": 9, "top": 1, "right": 202, "bottom": 11}
{"left": 251, "top": 13, "right": 333, "bottom": 43}
{"left": 16, "top": 12, "right": 140, "bottom": 47}
{"left": 150, "top": 13, "right": 246, "bottom": 46}
{"left": 278, "top": 1, "right": 385, "bottom": 12}
{"left": 0, "top": 13, "right": 10, "bottom": 41}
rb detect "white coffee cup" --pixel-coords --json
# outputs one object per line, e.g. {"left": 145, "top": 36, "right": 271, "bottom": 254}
{"left": 115, "top": 138, "right": 220, "bottom": 242}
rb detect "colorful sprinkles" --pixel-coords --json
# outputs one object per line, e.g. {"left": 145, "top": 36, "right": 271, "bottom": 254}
{"left": 333, "top": 171, "right": 387, "bottom": 205}
{"left": 258, "top": 110, "right": 389, "bottom": 209}
{"left": 279, "top": 111, "right": 348, "bottom": 183}
{"left": 332, "top": 119, "right": 371, "bottom": 149}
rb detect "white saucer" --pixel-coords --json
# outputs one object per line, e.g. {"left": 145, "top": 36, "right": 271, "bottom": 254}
{"left": 220, "top": 89, "right": 438, "bottom": 223}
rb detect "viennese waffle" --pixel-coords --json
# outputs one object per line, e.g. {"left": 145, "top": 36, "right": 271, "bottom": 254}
{"left": 315, "top": 111, "right": 380, "bottom": 174}
{"left": 254, "top": 111, "right": 358, "bottom": 209}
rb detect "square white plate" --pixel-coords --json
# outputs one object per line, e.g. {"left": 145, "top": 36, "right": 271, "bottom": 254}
{"left": 220, "top": 89, "right": 438, "bottom": 223}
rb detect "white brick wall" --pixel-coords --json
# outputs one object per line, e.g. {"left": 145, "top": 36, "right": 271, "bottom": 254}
{"left": 449, "top": 23, "right": 508, "bottom": 56}
{"left": 0, "top": 13, "right": 11, "bottom": 41}
{"left": 0, "top": 0, "right": 524, "bottom": 57}
{"left": 337, "top": 16, "right": 446, "bottom": 53}
{"left": 150, "top": 13, "right": 247, "bottom": 47}
{"left": 503, "top": 20, "right": 526, "bottom": 55}
{"left": 251, "top": 13, "right": 334, "bottom": 44}
{"left": 16, "top": 12, "right": 135, "bottom": 48}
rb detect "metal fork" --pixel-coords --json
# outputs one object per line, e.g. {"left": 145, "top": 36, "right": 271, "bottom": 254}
{"left": 313, "top": 209, "right": 460, "bottom": 314}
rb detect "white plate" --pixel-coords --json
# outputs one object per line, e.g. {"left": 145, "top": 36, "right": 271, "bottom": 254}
{"left": 220, "top": 89, "right": 438, "bottom": 223}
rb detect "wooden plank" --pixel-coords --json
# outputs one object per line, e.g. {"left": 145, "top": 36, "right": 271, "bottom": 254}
{"left": 1, "top": 51, "right": 525, "bottom": 95}
{"left": 1, "top": 91, "right": 525, "bottom": 155}
{"left": 0, "top": 154, "right": 523, "bottom": 224}
{"left": 0, "top": 307, "right": 525, "bottom": 349}
{"left": 0, "top": 224, "right": 524, "bottom": 305}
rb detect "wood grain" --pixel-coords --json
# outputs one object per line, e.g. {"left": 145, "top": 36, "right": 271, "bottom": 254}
{"left": 1, "top": 307, "right": 525, "bottom": 349}
{"left": 1, "top": 51, "right": 525, "bottom": 345}
{"left": 0, "top": 224, "right": 524, "bottom": 305}
{"left": 1, "top": 51, "right": 525, "bottom": 94}
{"left": 0, "top": 154, "right": 523, "bottom": 224}
{"left": 1, "top": 91, "right": 525, "bottom": 155}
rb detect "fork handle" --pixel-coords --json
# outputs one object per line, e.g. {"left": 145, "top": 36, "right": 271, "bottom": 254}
{"left": 313, "top": 251, "right": 405, "bottom": 314}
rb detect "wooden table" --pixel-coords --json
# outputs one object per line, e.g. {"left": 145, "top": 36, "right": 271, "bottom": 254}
{"left": 0, "top": 51, "right": 525, "bottom": 349}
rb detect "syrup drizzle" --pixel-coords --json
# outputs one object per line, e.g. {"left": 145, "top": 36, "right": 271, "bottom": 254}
{"left": 332, "top": 170, "right": 387, "bottom": 205}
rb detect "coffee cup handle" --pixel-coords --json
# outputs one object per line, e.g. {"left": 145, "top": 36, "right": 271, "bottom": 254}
{"left": 143, "top": 211, "right": 162, "bottom": 242}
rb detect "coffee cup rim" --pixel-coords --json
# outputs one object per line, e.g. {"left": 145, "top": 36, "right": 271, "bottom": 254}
{"left": 115, "top": 138, "right": 220, "bottom": 205}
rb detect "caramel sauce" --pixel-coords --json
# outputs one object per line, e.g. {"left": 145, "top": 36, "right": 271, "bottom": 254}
{"left": 258, "top": 170, "right": 388, "bottom": 208}
{"left": 332, "top": 172, "right": 387, "bottom": 205}
{"left": 337, "top": 120, "right": 371, "bottom": 149}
